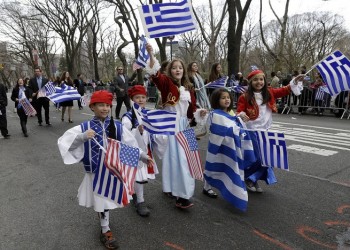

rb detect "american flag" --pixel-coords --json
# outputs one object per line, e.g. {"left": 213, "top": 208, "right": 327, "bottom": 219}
{"left": 18, "top": 98, "right": 37, "bottom": 116}
{"left": 138, "top": 0, "right": 197, "bottom": 38}
{"left": 104, "top": 138, "right": 140, "bottom": 195}
{"left": 254, "top": 130, "right": 289, "bottom": 171}
{"left": 205, "top": 76, "right": 228, "bottom": 89}
{"left": 135, "top": 35, "right": 149, "bottom": 68}
{"left": 132, "top": 102, "right": 178, "bottom": 135}
{"left": 315, "top": 50, "right": 350, "bottom": 96}
{"left": 175, "top": 128, "right": 203, "bottom": 180}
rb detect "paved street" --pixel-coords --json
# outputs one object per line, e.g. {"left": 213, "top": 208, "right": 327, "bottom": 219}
{"left": 1, "top": 99, "right": 350, "bottom": 250}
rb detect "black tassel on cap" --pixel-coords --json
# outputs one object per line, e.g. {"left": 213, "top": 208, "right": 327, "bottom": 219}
{"left": 108, "top": 116, "right": 117, "bottom": 139}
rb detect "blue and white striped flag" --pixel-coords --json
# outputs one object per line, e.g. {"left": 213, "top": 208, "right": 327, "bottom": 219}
{"left": 135, "top": 35, "right": 149, "bottom": 68}
{"left": 315, "top": 85, "right": 330, "bottom": 101}
{"left": 316, "top": 50, "right": 350, "bottom": 96}
{"left": 205, "top": 110, "right": 256, "bottom": 211}
{"left": 230, "top": 85, "right": 247, "bottom": 94}
{"left": 45, "top": 81, "right": 56, "bottom": 96}
{"left": 138, "top": 0, "right": 197, "bottom": 38}
{"left": 132, "top": 102, "right": 178, "bottom": 135}
{"left": 47, "top": 84, "right": 81, "bottom": 104}
{"left": 253, "top": 130, "right": 289, "bottom": 171}
{"left": 205, "top": 76, "right": 228, "bottom": 89}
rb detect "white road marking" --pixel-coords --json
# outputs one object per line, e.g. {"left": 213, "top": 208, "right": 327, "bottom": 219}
{"left": 287, "top": 144, "right": 338, "bottom": 156}
{"left": 274, "top": 121, "right": 350, "bottom": 132}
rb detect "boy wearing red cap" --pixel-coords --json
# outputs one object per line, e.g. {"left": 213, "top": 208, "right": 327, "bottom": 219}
{"left": 237, "top": 70, "right": 303, "bottom": 193}
{"left": 58, "top": 90, "right": 150, "bottom": 249}
{"left": 121, "top": 85, "right": 159, "bottom": 217}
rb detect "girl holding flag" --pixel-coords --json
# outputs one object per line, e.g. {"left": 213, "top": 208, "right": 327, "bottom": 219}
{"left": 11, "top": 78, "right": 33, "bottom": 137}
{"left": 146, "top": 43, "right": 207, "bottom": 209}
{"left": 237, "top": 70, "right": 304, "bottom": 193}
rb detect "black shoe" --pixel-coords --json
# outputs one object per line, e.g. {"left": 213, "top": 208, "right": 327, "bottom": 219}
{"left": 3, "top": 134, "right": 10, "bottom": 139}
{"left": 68, "top": 119, "right": 73, "bottom": 123}
{"left": 116, "top": 117, "right": 120, "bottom": 120}
{"left": 202, "top": 188, "right": 218, "bottom": 198}
{"left": 46, "top": 123, "right": 52, "bottom": 126}
{"left": 163, "top": 192, "right": 175, "bottom": 198}
{"left": 136, "top": 202, "right": 150, "bottom": 217}
{"left": 38, "top": 123, "right": 42, "bottom": 126}
{"left": 24, "top": 133, "right": 28, "bottom": 137}
{"left": 175, "top": 198, "right": 193, "bottom": 209}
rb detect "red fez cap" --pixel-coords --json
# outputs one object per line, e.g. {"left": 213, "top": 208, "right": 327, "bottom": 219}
{"left": 128, "top": 85, "right": 147, "bottom": 99}
{"left": 89, "top": 90, "right": 113, "bottom": 106}
{"left": 247, "top": 70, "right": 265, "bottom": 81}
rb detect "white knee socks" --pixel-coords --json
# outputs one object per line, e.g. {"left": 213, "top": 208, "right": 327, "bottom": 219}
{"left": 99, "top": 211, "right": 110, "bottom": 233}
{"left": 134, "top": 182, "right": 144, "bottom": 203}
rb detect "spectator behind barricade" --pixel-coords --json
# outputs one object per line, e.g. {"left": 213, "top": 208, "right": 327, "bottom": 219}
{"left": 297, "top": 68, "right": 312, "bottom": 115}
{"left": 310, "top": 73, "right": 331, "bottom": 116}
{"left": 270, "top": 71, "right": 280, "bottom": 88}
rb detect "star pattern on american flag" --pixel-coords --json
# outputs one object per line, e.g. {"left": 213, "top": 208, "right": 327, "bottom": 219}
{"left": 120, "top": 144, "right": 139, "bottom": 167}
{"left": 183, "top": 129, "right": 198, "bottom": 151}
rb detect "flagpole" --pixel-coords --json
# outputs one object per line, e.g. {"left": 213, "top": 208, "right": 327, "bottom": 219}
{"left": 92, "top": 137, "right": 107, "bottom": 153}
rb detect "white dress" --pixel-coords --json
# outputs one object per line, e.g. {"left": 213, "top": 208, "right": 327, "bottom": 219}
{"left": 57, "top": 120, "right": 139, "bottom": 212}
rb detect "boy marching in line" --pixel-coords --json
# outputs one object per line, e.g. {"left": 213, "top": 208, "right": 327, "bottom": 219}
{"left": 58, "top": 90, "right": 150, "bottom": 249}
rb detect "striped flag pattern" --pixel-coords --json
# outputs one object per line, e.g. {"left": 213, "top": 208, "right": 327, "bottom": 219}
{"left": 138, "top": 0, "right": 197, "bottom": 38}
{"left": 254, "top": 130, "right": 289, "bottom": 171}
{"left": 104, "top": 138, "right": 140, "bottom": 195}
{"left": 135, "top": 35, "right": 149, "bottom": 68}
{"left": 93, "top": 163, "right": 128, "bottom": 206}
{"left": 315, "top": 85, "right": 330, "bottom": 101}
{"left": 45, "top": 81, "right": 56, "bottom": 96}
{"left": 316, "top": 50, "right": 350, "bottom": 96}
{"left": 47, "top": 84, "right": 81, "bottom": 103}
{"left": 230, "top": 85, "right": 247, "bottom": 94}
{"left": 132, "top": 102, "right": 178, "bottom": 135}
{"left": 19, "top": 98, "right": 37, "bottom": 116}
{"left": 175, "top": 128, "right": 203, "bottom": 180}
{"left": 205, "top": 110, "right": 256, "bottom": 211}
{"left": 205, "top": 76, "right": 228, "bottom": 89}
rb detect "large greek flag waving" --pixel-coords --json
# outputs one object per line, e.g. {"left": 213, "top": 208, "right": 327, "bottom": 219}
{"left": 316, "top": 50, "right": 350, "bottom": 96}
{"left": 47, "top": 84, "right": 81, "bottom": 103}
{"left": 138, "top": 0, "right": 197, "bottom": 38}
{"left": 205, "top": 110, "right": 256, "bottom": 211}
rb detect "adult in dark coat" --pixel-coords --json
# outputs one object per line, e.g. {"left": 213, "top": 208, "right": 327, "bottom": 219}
{"left": 0, "top": 82, "right": 10, "bottom": 138}
{"left": 11, "top": 78, "right": 33, "bottom": 137}
{"left": 28, "top": 67, "right": 51, "bottom": 126}
{"left": 113, "top": 66, "right": 136, "bottom": 119}
{"left": 74, "top": 73, "right": 85, "bottom": 110}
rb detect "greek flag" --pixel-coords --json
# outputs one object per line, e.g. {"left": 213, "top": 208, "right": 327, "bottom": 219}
{"left": 138, "top": 0, "right": 197, "bottom": 38}
{"left": 45, "top": 81, "right": 56, "bottom": 96}
{"left": 253, "top": 130, "right": 289, "bottom": 171}
{"left": 47, "top": 84, "right": 81, "bottom": 104}
{"left": 205, "top": 110, "right": 256, "bottom": 211}
{"left": 316, "top": 50, "right": 350, "bottom": 96}
{"left": 230, "top": 85, "right": 247, "bottom": 94}
{"left": 132, "top": 102, "right": 178, "bottom": 135}
{"left": 205, "top": 76, "right": 228, "bottom": 89}
{"left": 135, "top": 35, "right": 149, "bottom": 68}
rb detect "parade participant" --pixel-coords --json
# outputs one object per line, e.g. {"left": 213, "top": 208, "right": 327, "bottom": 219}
{"left": 10, "top": 78, "right": 33, "bottom": 137}
{"left": 146, "top": 43, "right": 207, "bottom": 209}
{"left": 237, "top": 70, "right": 303, "bottom": 193}
{"left": 28, "top": 67, "right": 51, "bottom": 126}
{"left": 200, "top": 88, "right": 237, "bottom": 198}
{"left": 57, "top": 90, "right": 150, "bottom": 249}
{"left": 207, "top": 63, "right": 223, "bottom": 96}
{"left": 0, "top": 82, "right": 10, "bottom": 138}
{"left": 59, "top": 71, "right": 74, "bottom": 123}
{"left": 121, "top": 85, "right": 159, "bottom": 217}
{"left": 187, "top": 62, "right": 211, "bottom": 109}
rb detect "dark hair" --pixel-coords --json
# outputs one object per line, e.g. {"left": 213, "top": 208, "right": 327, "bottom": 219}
{"left": 60, "top": 71, "right": 73, "bottom": 85}
{"left": 77, "top": 73, "right": 81, "bottom": 78}
{"left": 245, "top": 75, "right": 270, "bottom": 105}
{"left": 210, "top": 88, "right": 234, "bottom": 111}
{"left": 271, "top": 71, "right": 276, "bottom": 77}
{"left": 34, "top": 66, "right": 41, "bottom": 72}
{"left": 14, "top": 78, "right": 26, "bottom": 90}
{"left": 208, "top": 63, "right": 222, "bottom": 82}
{"left": 166, "top": 59, "right": 192, "bottom": 90}
{"left": 160, "top": 61, "right": 169, "bottom": 73}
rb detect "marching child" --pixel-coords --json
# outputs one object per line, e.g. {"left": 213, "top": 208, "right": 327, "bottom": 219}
{"left": 121, "top": 85, "right": 158, "bottom": 217}
{"left": 237, "top": 70, "right": 303, "bottom": 193}
{"left": 57, "top": 90, "right": 150, "bottom": 249}
{"left": 201, "top": 88, "right": 236, "bottom": 198}
{"left": 146, "top": 43, "right": 207, "bottom": 209}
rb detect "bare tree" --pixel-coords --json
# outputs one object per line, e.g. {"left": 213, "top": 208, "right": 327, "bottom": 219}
{"left": 193, "top": 0, "right": 228, "bottom": 70}
{"left": 227, "top": 0, "right": 252, "bottom": 75}
{"left": 30, "top": 0, "right": 94, "bottom": 76}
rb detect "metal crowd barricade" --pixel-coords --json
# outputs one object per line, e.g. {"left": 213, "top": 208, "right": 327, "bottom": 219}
{"left": 279, "top": 88, "right": 350, "bottom": 119}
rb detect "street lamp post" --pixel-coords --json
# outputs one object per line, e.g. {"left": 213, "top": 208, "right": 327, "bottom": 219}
{"left": 167, "top": 35, "right": 175, "bottom": 60}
